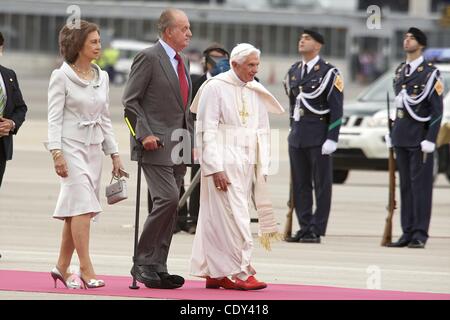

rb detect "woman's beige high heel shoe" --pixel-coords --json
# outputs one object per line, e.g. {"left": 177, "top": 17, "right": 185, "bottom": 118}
{"left": 80, "top": 276, "right": 105, "bottom": 289}
{"left": 50, "top": 267, "right": 81, "bottom": 289}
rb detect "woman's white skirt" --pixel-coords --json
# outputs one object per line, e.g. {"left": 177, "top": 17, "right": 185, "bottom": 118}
{"left": 53, "top": 138, "right": 103, "bottom": 220}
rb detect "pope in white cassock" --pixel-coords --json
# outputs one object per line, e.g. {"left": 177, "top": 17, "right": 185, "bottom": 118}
{"left": 189, "top": 43, "right": 284, "bottom": 290}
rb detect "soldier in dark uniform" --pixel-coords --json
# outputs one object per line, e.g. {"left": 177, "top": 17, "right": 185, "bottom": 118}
{"left": 386, "top": 27, "right": 444, "bottom": 249}
{"left": 285, "top": 30, "right": 344, "bottom": 243}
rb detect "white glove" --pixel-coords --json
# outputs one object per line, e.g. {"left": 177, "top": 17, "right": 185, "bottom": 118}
{"left": 384, "top": 133, "right": 392, "bottom": 149}
{"left": 321, "top": 139, "right": 337, "bottom": 155}
{"left": 395, "top": 94, "right": 404, "bottom": 111}
{"left": 420, "top": 140, "right": 435, "bottom": 153}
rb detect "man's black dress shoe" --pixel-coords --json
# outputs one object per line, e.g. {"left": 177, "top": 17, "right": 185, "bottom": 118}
{"left": 173, "top": 224, "right": 182, "bottom": 234}
{"left": 158, "top": 272, "right": 184, "bottom": 286}
{"left": 386, "top": 238, "right": 410, "bottom": 247}
{"left": 176, "top": 222, "right": 197, "bottom": 235}
{"left": 299, "top": 232, "right": 321, "bottom": 244}
{"left": 186, "top": 225, "right": 197, "bottom": 235}
{"left": 145, "top": 272, "right": 184, "bottom": 289}
{"left": 408, "top": 239, "right": 425, "bottom": 249}
{"left": 285, "top": 230, "right": 303, "bottom": 242}
{"left": 130, "top": 265, "right": 161, "bottom": 288}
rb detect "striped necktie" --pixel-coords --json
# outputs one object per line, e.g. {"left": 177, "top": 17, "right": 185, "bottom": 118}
{"left": 0, "top": 84, "right": 6, "bottom": 117}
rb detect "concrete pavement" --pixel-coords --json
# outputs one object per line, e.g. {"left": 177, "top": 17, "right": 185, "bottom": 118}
{"left": 0, "top": 77, "right": 449, "bottom": 299}
{"left": 0, "top": 119, "right": 449, "bottom": 299}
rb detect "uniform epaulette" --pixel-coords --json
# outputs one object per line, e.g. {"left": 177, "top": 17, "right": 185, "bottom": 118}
{"left": 427, "top": 62, "right": 438, "bottom": 71}
{"left": 423, "top": 61, "right": 438, "bottom": 72}
{"left": 322, "top": 60, "right": 336, "bottom": 72}
{"left": 395, "top": 62, "right": 405, "bottom": 74}
{"left": 289, "top": 61, "right": 301, "bottom": 72}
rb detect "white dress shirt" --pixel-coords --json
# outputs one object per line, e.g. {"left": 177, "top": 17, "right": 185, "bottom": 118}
{"left": 159, "top": 38, "right": 180, "bottom": 77}
{"left": 0, "top": 70, "right": 7, "bottom": 110}
{"left": 405, "top": 55, "right": 424, "bottom": 76}
{"left": 302, "top": 55, "right": 320, "bottom": 78}
{"left": 159, "top": 38, "right": 189, "bottom": 85}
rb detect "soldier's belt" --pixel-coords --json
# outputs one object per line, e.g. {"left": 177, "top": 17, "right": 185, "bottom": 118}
{"left": 300, "top": 107, "right": 328, "bottom": 117}
{"left": 298, "top": 109, "right": 329, "bottom": 121}
{"left": 396, "top": 108, "right": 429, "bottom": 122}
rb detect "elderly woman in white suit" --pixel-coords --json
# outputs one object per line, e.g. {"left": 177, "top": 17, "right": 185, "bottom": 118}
{"left": 47, "top": 20, "right": 124, "bottom": 289}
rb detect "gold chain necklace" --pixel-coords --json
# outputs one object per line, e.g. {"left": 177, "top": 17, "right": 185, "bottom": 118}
{"left": 71, "top": 64, "right": 93, "bottom": 78}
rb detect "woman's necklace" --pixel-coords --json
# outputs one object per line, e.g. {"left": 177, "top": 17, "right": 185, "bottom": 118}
{"left": 71, "top": 64, "right": 93, "bottom": 79}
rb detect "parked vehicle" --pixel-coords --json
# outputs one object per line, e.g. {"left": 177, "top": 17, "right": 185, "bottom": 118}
{"left": 110, "top": 39, "right": 153, "bottom": 85}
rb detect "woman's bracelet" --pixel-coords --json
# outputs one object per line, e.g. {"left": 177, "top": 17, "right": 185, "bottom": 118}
{"left": 51, "top": 150, "right": 63, "bottom": 161}
{"left": 111, "top": 153, "right": 119, "bottom": 159}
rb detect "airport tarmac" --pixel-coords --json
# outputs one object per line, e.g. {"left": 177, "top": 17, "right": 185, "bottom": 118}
{"left": 0, "top": 78, "right": 449, "bottom": 299}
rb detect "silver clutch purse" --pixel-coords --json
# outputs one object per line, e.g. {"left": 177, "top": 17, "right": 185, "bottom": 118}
{"left": 106, "top": 175, "right": 128, "bottom": 205}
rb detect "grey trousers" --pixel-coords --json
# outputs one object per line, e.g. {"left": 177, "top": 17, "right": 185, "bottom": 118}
{"left": 136, "top": 163, "right": 186, "bottom": 272}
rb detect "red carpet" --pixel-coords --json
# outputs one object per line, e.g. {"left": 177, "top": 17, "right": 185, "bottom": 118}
{"left": 0, "top": 270, "right": 449, "bottom": 300}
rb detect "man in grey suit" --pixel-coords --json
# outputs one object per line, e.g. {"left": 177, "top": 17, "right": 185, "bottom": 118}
{"left": 122, "top": 8, "right": 193, "bottom": 289}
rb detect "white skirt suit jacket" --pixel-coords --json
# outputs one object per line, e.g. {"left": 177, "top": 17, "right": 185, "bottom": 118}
{"left": 47, "top": 62, "right": 119, "bottom": 219}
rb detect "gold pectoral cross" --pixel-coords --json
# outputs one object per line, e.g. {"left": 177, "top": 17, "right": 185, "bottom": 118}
{"left": 239, "top": 91, "right": 250, "bottom": 125}
{"left": 239, "top": 109, "right": 249, "bottom": 124}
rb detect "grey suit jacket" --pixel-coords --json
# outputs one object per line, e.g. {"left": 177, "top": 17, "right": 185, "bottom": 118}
{"left": 122, "top": 42, "right": 194, "bottom": 165}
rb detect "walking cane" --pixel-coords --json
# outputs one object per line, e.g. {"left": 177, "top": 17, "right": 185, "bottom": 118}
{"left": 124, "top": 111, "right": 142, "bottom": 290}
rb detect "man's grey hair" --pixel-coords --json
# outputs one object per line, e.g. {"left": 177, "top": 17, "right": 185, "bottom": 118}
{"left": 157, "top": 8, "right": 182, "bottom": 37}
{"left": 230, "top": 43, "right": 261, "bottom": 65}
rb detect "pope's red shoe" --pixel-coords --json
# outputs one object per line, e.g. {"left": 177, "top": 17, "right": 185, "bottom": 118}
{"left": 234, "top": 276, "right": 267, "bottom": 290}
{"left": 205, "top": 276, "right": 237, "bottom": 289}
